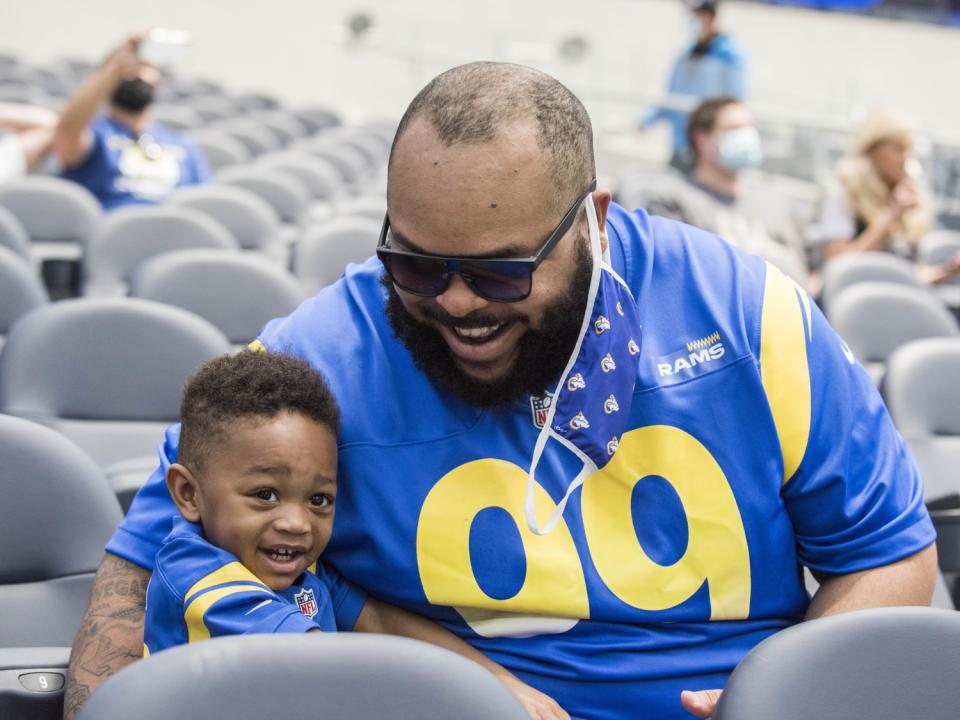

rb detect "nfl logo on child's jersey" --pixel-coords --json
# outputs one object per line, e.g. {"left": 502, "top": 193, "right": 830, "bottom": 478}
{"left": 294, "top": 588, "right": 318, "bottom": 618}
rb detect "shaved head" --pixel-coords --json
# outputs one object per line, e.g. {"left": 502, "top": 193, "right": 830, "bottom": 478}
{"left": 390, "top": 62, "right": 595, "bottom": 212}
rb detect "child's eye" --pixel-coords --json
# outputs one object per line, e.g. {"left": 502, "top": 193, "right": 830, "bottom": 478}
{"left": 310, "top": 493, "right": 334, "bottom": 509}
{"left": 253, "top": 488, "right": 278, "bottom": 502}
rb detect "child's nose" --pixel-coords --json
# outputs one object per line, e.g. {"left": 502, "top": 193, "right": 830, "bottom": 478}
{"left": 273, "top": 505, "right": 311, "bottom": 535}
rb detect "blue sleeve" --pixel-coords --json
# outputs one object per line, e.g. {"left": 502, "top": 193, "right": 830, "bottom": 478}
{"left": 186, "top": 142, "right": 210, "bottom": 184}
{"left": 105, "top": 424, "right": 182, "bottom": 570}
{"left": 762, "top": 268, "right": 936, "bottom": 574}
{"left": 60, "top": 123, "right": 108, "bottom": 183}
{"left": 723, "top": 53, "right": 747, "bottom": 99}
{"left": 313, "top": 562, "right": 367, "bottom": 630}
{"left": 196, "top": 588, "right": 319, "bottom": 637}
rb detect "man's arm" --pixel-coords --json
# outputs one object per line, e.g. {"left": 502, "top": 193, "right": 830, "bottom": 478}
{"left": 354, "top": 598, "right": 569, "bottom": 720}
{"left": 63, "top": 553, "right": 150, "bottom": 720}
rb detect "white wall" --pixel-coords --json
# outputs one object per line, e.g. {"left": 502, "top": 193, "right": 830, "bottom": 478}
{"left": 2, "top": 0, "right": 958, "bottom": 141}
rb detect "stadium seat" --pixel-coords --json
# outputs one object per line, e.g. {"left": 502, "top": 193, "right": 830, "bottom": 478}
{"left": 920, "top": 229, "right": 960, "bottom": 267}
{"left": 182, "top": 96, "right": 241, "bottom": 124}
{"left": 78, "top": 634, "right": 531, "bottom": 720}
{"left": 0, "top": 646, "right": 72, "bottom": 720}
{"left": 0, "top": 205, "right": 31, "bottom": 260}
{"left": 210, "top": 119, "right": 282, "bottom": 156}
{"left": 187, "top": 129, "right": 251, "bottom": 172}
{"left": 820, "top": 251, "right": 921, "bottom": 314}
{"left": 885, "top": 337, "right": 960, "bottom": 501}
{"left": 258, "top": 151, "right": 344, "bottom": 205}
{"left": 0, "top": 246, "right": 48, "bottom": 350}
{"left": 295, "top": 138, "right": 371, "bottom": 186}
{"left": 336, "top": 195, "right": 386, "bottom": 222}
{"left": 166, "top": 184, "right": 284, "bottom": 260}
{"left": 0, "top": 298, "right": 231, "bottom": 507}
{"left": 232, "top": 91, "right": 280, "bottom": 112}
{"left": 247, "top": 110, "right": 309, "bottom": 144}
{"left": 83, "top": 205, "right": 238, "bottom": 296}
{"left": 218, "top": 165, "right": 311, "bottom": 225}
{"left": 148, "top": 103, "right": 202, "bottom": 132}
{"left": 0, "top": 413, "right": 122, "bottom": 648}
{"left": 0, "top": 175, "right": 101, "bottom": 270}
{"left": 292, "top": 106, "right": 341, "bottom": 134}
{"left": 294, "top": 216, "right": 382, "bottom": 290}
{"left": 713, "top": 607, "right": 960, "bottom": 720}
{"left": 828, "top": 282, "right": 958, "bottom": 385}
{"left": 130, "top": 249, "right": 305, "bottom": 345}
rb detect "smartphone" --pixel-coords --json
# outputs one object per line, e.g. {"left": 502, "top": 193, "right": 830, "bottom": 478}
{"left": 139, "top": 28, "right": 191, "bottom": 67}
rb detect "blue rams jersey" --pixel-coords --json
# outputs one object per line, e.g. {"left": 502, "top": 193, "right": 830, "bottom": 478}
{"left": 143, "top": 516, "right": 366, "bottom": 655}
{"left": 111, "top": 204, "right": 934, "bottom": 720}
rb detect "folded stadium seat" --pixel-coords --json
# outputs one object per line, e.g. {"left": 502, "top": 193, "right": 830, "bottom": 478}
{"left": 78, "top": 634, "right": 530, "bottom": 720}
{"left": 0, "top": 176, "right": 101, "bottom": 296}
{"left": 257, "top": 151, "right": 345, "bottom": 220}
{"left": 148, "top": 103, "right": 202, "bottom": 133}
{"left": 83, "top": 205, "right": 238, "bottom": 296}
{"left": 186, "top": 129, "right": 251, "bottom": 172}
{"left": 0, "top": 414, "right": 122, "bottom": 720}
{"left": 820, "top": 251, "right": 922, "bottom": 315}
{"left": 207, "top": 119, "right": 281, "bottom": 156}
{"left": 232, "top": 91, "right": 281, "bottom": 112}
{"left": 298, "top": 139, "right": 371, "bottom": 187}
{"left": 181, "top": 95, "right": 241, "bottom": 125}
{"left": 714, "top": 607, "right": 960, "bottom": 720}
{"left": 246, "top": 110, "right": 309, "bottom": 145}
{"left": 0, "top": 246, "right": 48, "bottom": 352}
{"left": 294, "top": 216, "right": 382, "bottom": 291}
{"left": 335, "top": 195, "right": 386, "bottom": 222}
{"left": 166, "top": 184, "right": 286, "bottom": 264}
{"left": 0, "top": 297, "right": 232, "bottom": 507}
{"left": 0, "top": 204, "right": 31, "bottom": 260}
{"left": 829, "top": 282, "right": 958, "bottom": 386}
{"left": 218, "top": 165, "right": 311, "bottom": 226}
{"left": 130, "top": 249, "right": 305, "bottom": 347}
{"left": 920, "top": 229, "right": 960, "bottom": 310}
{"left": 0, "top": 80, "right": 51, "bottom": 107}
{"left": 292, "top": 106, "right": 341, "bottom": 134}
{"left": 318, "top": 125, "right": 390, "bottom": 165}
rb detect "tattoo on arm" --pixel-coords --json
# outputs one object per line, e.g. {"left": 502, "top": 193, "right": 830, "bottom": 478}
{"left": 63, "top": 553, "right": 150, "bottom": 720}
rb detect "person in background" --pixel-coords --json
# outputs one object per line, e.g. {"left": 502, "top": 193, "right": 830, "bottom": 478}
{"left": 627, "top": 97, "right": 809, "bottom": 287}
{"left": 816, "top": 107, "right": 960, "bottom": 283}
{"left": 0, "top": 102, "right": 58, "bottom": 184}
{"left": 53, "top": 33, "right": 209, "bottom": 211}
{"left": 638, "top": 0, "right": 747, "bottom": 171}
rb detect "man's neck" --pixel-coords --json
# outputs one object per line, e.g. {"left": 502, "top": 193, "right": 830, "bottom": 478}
{"left": 692, "top": 162, "right": 739, "bottom": 201}
{"left": 109, "top": 107, "right": 150, "bottom": 135}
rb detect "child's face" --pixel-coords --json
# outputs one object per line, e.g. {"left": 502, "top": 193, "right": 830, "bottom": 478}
{"left": 179, "top": 412, "right": 338, "bottom": 591}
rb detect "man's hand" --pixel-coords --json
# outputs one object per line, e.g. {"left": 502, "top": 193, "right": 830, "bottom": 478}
{"left": 63, "top": 553, "right": 150, "bottom": 720}
{"left": 680, "top": 688, "right": 722, "bottom": 718}
{"left": 499, "top": 674, "right": 570, "bottom": 720}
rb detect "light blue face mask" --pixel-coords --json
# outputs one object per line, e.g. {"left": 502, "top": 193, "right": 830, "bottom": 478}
{"left": 717, "top": 126, "right": 763, "bottom": 172}
{"left": 524, "top": 195, "right": 643, "bottom": 536}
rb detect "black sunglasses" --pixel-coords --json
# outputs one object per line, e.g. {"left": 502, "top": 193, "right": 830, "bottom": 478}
{"left": 376, "top": 179, "right": 597, "bottom": 303}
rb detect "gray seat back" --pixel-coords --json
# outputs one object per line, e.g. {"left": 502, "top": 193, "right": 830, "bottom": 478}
{"left": 130, "top": 249, "right": 305, "bottom": 344}
{"left": 0, "top": 414, "right": 122, "bottom": 647}
{"left": 167, "top": 184, "right": 280, "bottom": 251}
{"left": 0, "top": 204, "right": 30, "bottom": 259}
{"left": 820, "top": 251, "right": 921, "bottom": 313}
{"left": 0, "top": 247, "right": 48, "bottom": 335}
{"left": 885, "top": 337, "right": 960, "bottom": 501}
{"left": 714, "top": 607, "right": 960, "bottom": 720}
{"left": 78, "top": 634, "right": 530, "bottom": 720}
{"left": 294, "top": 216, "right": 381, "bottom": 290}
{"left": 258, "top": 151, "right": 343, "bottom": 202}
{"left": 0, "top": 298, "right": 231, "bottom": 471}
{"left": 830, "top": 282, "right": 958, "bottom": 365}
{"left": 0, "top": 646, "right": 71, "bottom": 720}
{"left": 83, "top": 205, "right": 238, "bottom": 295}
{"left": 0, "top": 176, "right": 100, "bottom": 249}
{"left": 920, "top": 229, "right": 960, "bottom": 266}
{"left": 218, "top": 165, "right": 310, "bottom": 224}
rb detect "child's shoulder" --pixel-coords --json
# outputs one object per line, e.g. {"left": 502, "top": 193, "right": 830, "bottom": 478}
{"left": 154, "top": 517, "right": 259, "bottom": 602}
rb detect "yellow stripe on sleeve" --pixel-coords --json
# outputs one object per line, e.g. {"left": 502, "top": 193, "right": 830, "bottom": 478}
{"left": 184, "top": 561, "right": 267, "bottom": 606}
{"left": 759, "top": 262, "right": 812, "bottom": 484}
{"left": 143, "top": 644, "right": 150, "bottom": 658}
{"left": 184, "top": 583, "right": 275, "bottom": 643}
{"left": 247, "top": 339, "right": 267, "bottom": 353}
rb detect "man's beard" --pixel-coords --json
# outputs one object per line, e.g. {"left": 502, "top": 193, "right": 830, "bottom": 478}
{"left": 382, "top": 237, "right": 593, "bottom": 410}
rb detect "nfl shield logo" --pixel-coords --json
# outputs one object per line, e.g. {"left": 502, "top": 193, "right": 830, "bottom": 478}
{"left": 294, "top": 588, "right": 318, "bottom": 618}
{"left": 529, "top": 392, "right": 554, "bottom": 429}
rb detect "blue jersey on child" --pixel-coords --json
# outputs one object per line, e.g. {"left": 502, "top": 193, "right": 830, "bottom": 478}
{"left": 144, "top": 516, "right": 366, "bottom": 655}
{"left": 61, "top": 116, "right": 209, "bottom": 211}
{"left": 113, "top": 205, "right": 934, "bottom": 719}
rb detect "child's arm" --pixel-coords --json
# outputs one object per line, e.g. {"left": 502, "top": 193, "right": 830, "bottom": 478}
{"left": 353, "top": 598, "right": 569, "bottom": 720}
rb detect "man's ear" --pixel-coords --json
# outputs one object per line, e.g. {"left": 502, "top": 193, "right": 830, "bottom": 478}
{"left": 592, "top": 189, "right": 613, "bottom": 254}
{"left": 167, "top": 463, "right": 202, "bottom": 523}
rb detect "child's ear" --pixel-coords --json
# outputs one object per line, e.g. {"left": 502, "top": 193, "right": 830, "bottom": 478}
{"left": 167, "top": 463, "right": 202, "bottom": 523}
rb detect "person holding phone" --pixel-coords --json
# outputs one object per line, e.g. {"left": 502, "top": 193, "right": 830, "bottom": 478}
{"left": 54, "top": 31, "right": 209, "bottom": 211}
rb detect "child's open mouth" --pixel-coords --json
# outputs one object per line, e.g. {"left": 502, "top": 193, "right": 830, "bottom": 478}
{"left": 259, "top": 545, "right": 306, "bottom": 570}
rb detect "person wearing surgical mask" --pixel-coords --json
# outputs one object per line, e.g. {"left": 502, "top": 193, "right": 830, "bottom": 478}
{"left": 624, "top": 97, "right": 810, "bottom": 288}
{"left": 54, "top": 32, "right": 209, "bottom": 211}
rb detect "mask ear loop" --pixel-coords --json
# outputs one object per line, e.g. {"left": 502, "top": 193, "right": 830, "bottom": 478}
{"left": 524, "top": 193, "right": 604, "bottom": 536}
